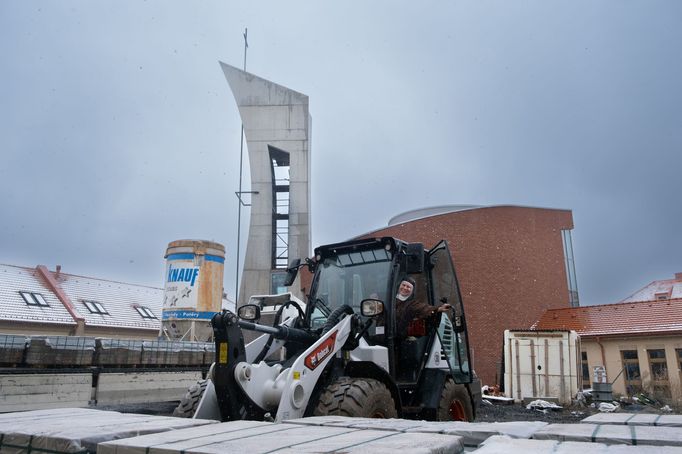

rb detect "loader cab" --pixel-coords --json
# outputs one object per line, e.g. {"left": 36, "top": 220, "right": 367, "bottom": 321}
{"left": 305, "top": 237, "right": 472, "bottom": 386}
{"left": 307, "top": 244, "right": 391, "bottom": 331}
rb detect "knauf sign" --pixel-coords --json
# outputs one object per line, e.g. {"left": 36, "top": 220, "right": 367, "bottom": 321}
{"left": 163, "top": 258, "right": 200, "bottom": 312}
{"left": 167, "top": 264, "right": 200, "bottom": 287}
{"left": 162, "top": 240, "right": 226, "bottom": 326}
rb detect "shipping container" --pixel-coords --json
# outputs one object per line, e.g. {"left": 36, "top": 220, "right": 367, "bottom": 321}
{"left": 503, "top": 329, "right": 581, "bottom": 405}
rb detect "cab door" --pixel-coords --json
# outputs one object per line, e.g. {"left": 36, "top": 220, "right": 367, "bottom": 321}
{"left": 428, "top": 241, "right": 473, "bottom": 384}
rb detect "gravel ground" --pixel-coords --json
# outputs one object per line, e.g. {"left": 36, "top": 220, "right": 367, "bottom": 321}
{"left": 475, "top": 400, "right": 676, "bottom": 423}
{"left": 475, "top": 401, "right": 600, "bottom": 423}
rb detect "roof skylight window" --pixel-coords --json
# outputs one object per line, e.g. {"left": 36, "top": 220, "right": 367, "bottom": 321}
{"left": 82, "top": 300, "right": 109, "bottom": 315}
{"left": 135, "top": 306, "right": 157, "bottom": 319}
{"left": 19, "top": 291, "right": 50, "bottom": 307}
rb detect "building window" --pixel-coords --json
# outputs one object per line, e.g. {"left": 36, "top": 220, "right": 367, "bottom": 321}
{"left": 677, "top": 349, "right": 682, "bottom": 372}
{"left": 268, "top": 145, "right": 290, "bottom": 270}
{"left": 561, "top": 229, "right": 580, "bottom": 307}
{"left": 581, "top": 352, "right": 590, "bottom": 388}
{"left": 647, "top": 349, "right": 671, "bottom": 398}
{"left": 135, "top": 306, "right": 157, "bottom": 319}
{"left": 271, "top": 271, "right": 288, "bottom": 295}
{"left": 19, "top": 291, "right": 50, "bottom": 307}
{"left": 648, "top": 349, "right": 668, "bottom": 379}
{"left": 621, "top": 350, "right": 642, "bottom": 396}
{"left": 82, "top": 300, "right": 109, "bottom": 315}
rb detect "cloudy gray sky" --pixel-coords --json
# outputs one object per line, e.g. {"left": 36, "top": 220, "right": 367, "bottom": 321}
{"left": 1, "top": 1, "right": 680, "bottom": 306}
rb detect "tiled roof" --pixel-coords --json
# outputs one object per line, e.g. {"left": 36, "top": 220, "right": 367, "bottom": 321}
{"left": 534, "top": 298, "right": 682, "bottom": 337}
{"left": 0, "top": 264, "right": 76, "bottom": 325}
{"left": 620, "top": 275, "right": 682, "bottom": 302}
{"left": 56, "top": 271, "right": 162, "bottom": 331}
{"left": 0, "top": 263, "right": 163, "bottom": 331}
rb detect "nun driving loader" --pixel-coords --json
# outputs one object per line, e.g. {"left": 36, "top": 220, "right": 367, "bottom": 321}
{"left": 174, "top": 236, "right": 481, "bottom": 422}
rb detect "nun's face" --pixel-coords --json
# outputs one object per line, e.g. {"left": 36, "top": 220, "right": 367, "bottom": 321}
{"left": 398, "top": 280, "right": 414, "bottom": 298}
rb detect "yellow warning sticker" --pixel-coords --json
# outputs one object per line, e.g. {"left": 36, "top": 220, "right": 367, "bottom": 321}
{"left": 293, "top": 371, "right": 301, "bottom": 380}
{"left": 219, "top": 342, "right": 228, "bottom": 363}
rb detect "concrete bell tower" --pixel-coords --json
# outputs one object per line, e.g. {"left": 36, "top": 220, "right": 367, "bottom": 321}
{"left": 221, "top": 63, "right": 312, "bottom": 307}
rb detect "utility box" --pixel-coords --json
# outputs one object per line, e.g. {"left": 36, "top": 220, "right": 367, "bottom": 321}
{"left": 504, "top": 330, "right": 581, "bottom": 405}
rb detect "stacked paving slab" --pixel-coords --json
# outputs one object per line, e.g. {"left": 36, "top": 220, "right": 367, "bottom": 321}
{"left": 2, "top": 410, "right": 682, "bottom": 453}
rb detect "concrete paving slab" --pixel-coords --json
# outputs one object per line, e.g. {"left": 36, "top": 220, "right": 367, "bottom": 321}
{"left": 532, "top": 423, "right": 682, "bottom": 447}
{"left": 581, "top": 413, "right": 637, "bottom": 425}
{"left": 606, "top": 444, "right": 682, "bottom": 453}
{"left": 286, "top": 416, "right": 546, "bottom": 446}
{"left": 582, "top": 412, "right": 682, "bottom": 427}
{"left": 473, "top": 436, "right": 561, "bottom": 453}
{"left": 99, "top": 420, "right": 464, "bottom": 454}
{"left": 658, "top": 415, "right": 682, "bottom": 427}
{"left": 558, "top": 440, "right": 682, "bottom": 453}
{"left": 97, "top": 421, "right": 283, "bottom": 454}
{"left": 277, "top": 432, "right": 463, "bottom": 454}
{"left": 410, "top": 421, "right": 548, "bottom": 446}
{"left": 0, "top": 408, "right": 216, "bottom": 453}
{"left": 0, "top": 407, "right": 95, "bottom": 421}
{"left": 147, "top": 423, "right": 305, "bottom": 454}
{"left": 473, "top": 435, "right": 682, "bottom": 453}
{"left": 623, "top": 414, "right": 661, "bottom": 426}
{"left": 286, "top": 416, "right": 431, "bottom": 431}
{"left": 176, "top": 425, "right": 369, "bottom": 454}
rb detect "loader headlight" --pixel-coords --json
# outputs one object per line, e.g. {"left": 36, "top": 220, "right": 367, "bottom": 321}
{"left": 360, "top": 299, "right": 384, "bottom": 317}
{"left": 238, "top": 304, "right": 261, "bottom": 321}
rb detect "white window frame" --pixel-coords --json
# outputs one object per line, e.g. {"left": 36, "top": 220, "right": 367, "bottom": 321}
{"left": 135, "top": 306, "right": 157, "bottom": 319}
{"left": 82, "top": 300, "right": 109, "bottom": 315}
{"left": 19, "top": 291, "right": 50, "bottom": 307}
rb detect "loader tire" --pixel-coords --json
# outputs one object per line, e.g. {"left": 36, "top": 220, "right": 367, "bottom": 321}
{"left": 437, "top": 378, "right": 473, "bottom": 421}
{"left": 314, "top": 377, "right": 397, "bottom": 418}
{"left": 173, "top": 379, "right": 208, "bottom": 418}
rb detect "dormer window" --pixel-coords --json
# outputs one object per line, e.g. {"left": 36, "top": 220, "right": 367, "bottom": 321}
{"left": 20, "top": 291, "right": 50, "bottom": 307}
{"left": 135, "top": 306, "right": 157, "bottom": 319}
{"left": 82, "top": 300, "right": 109, "bottom": 315}
{"left": 655, "top": 292, "right": 670, "bottom": 301}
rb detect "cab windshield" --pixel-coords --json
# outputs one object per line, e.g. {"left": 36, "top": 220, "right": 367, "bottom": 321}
{"left": 308, "top": 248, "right": 393, "bottom": 329}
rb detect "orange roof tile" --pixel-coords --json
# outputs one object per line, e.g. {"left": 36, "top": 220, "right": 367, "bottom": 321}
{"left": 534, "top": 298, "right": 682, "bottom": 338}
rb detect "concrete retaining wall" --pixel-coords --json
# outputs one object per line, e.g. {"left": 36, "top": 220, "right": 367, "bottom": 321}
{"left": 0, "top": 370, "right": 203, "bottom": 413}
{"left": 0, "top": 373, "right": 91, "bottom": 412}
{"left": 95, "top": 371, "right": 202, "bottom": 405}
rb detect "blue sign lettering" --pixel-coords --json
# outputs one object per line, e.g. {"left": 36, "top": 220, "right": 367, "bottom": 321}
{"left": 162, "top": 310, "right": 217, "bottom": 320}
{"left": 167, "top": 265, "right": 200, "bottom": 286}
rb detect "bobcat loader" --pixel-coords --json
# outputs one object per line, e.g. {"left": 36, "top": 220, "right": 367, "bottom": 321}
{"left": 174, "top": 237, "right": 481, "bottom": 422}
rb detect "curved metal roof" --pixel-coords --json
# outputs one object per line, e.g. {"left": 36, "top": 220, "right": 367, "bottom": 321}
{"left": 387, "top": 205, "right": 483, "bottom": 226}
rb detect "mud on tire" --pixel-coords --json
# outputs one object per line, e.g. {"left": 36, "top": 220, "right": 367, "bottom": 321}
{"left": 438, "top": 378, "right": 473, "bottom": 421}
{"left": 314, "top": 377, "right": 397, "bottom": 418}
{"left": 173, "top": 379, "right": 208, "bottom": 418}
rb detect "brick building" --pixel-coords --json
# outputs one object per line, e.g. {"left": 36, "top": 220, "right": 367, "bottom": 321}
{"left": 356, "top": 205, "right": 578, "bottom": 385}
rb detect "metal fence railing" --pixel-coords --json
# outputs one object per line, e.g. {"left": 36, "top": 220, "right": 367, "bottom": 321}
{"left": 0, "top": 335, "right": 214, "bottom": 369}
{"left": 0, "top": 335, "right": 28, "bottom": 366}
